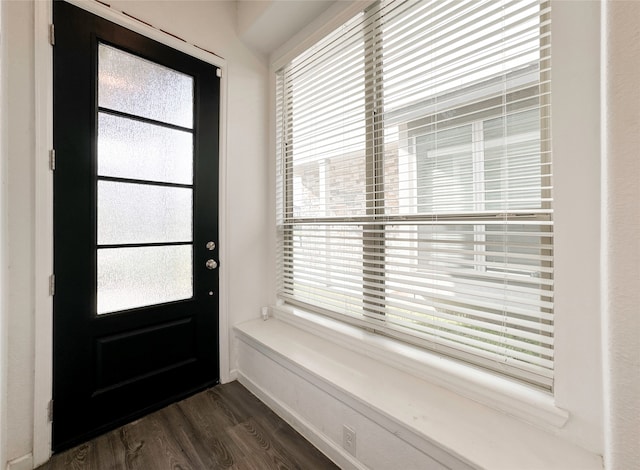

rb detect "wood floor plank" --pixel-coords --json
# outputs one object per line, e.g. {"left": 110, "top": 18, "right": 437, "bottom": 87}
{"left": 48, "top": 432, "right": 122, "bottom": 470}
{"left": 36, "top": 382, "right": 338, "bottom": 470}
{"left": 124, "top": 408, "right": 208, "bottom": 470}
{"left": 229, "top": 451, "right": 287, "bottom": 470}
{"left": 270, "top": 419, "right": 338, "bottom": 470}
{"left": 176, "top": 388, "right": 251, "bottom": 468}
{"left": 165, "top": 400, "right": 243, "bottom": 469}
{"left": 89, "top": 432, "right": 126, "bottom": 470}
{"left": 217, "top": 382, "right": 284, "bottom": 431}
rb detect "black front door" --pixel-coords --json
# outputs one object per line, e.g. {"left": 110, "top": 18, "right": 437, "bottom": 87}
{"left": 53, "top": 1, "right": 220, "bottom": 451}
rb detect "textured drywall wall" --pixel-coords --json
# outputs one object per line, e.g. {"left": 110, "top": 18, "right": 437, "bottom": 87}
{"left": 602, "top": 1, "right": 640, "bottom": 469}
{"left": 4, "top": 0, "right": 36, "bottom": 462}
{"left": 0, "top": 1, "right": 9, "bottom": 468}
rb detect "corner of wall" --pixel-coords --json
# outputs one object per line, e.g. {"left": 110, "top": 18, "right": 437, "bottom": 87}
{"left": 550, "top": 0, "right": 604, "bottom": 455}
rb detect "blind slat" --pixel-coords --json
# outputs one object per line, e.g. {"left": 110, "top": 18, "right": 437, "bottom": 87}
{"left": 276, "top": 0, "right": 553, "bottom": 390}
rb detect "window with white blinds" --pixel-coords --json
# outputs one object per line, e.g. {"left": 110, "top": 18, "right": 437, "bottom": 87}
{"left": 276, "top": 0, "right": 553, "bottom": 390}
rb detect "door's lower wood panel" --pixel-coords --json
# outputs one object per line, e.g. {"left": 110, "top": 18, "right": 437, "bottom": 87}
{"left": 95, "top": 317, "right": 195, "bottom": 391}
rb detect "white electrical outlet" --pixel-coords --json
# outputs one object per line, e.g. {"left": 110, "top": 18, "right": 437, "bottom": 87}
{"left": 343, "top": 425, "right": 356, "bottom": 456}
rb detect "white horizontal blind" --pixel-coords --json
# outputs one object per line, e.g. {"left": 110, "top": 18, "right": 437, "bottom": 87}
{"left": 276, "top": 0, "right": 553, "bottom": 390}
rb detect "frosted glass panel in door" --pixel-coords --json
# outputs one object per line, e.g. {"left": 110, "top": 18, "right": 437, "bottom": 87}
{"left": 98, "top": 181, "right": 192, "bottom": 245}
{"left": 98, "top": 113, "right": 193, "bottom": 184}
{"left": 98, "top": 44, "right": 194, "bottom": 128}
{"left": 97, "top": 245, "right": 193, "bottom": 314}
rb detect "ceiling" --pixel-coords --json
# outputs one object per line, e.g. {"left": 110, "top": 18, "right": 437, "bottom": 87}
{"left": 236, "top": 0, "right": 338, "bottom": 56}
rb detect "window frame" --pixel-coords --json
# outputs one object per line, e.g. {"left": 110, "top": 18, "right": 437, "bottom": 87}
{"left": 276, "top": 0, "right": 555, "bottom": 391}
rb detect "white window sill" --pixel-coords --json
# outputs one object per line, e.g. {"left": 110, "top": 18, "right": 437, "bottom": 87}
{"left": 272, "top": 304, "right": 567, "bottom": 431}
{"left": 234, "top": 305, "right": 602, "bottom": 470}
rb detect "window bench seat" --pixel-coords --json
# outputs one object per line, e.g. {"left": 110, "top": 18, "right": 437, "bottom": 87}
{"left": 234, "top": 310, "right": 602, "bottom": 470}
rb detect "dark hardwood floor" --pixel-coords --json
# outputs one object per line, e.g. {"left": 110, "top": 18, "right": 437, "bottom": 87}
{"left": 37, "top": 381, "right": 338, "bottom": 470}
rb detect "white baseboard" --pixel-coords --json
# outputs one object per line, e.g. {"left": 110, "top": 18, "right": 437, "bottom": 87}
{"left": 237, "top": 371, "right": 367, "bottom": 470}
{"left": 225, "top": 368, "right": 239, "bottom": 383}
{"left": 6, "top": 454, "right": 33, "bottom": 470}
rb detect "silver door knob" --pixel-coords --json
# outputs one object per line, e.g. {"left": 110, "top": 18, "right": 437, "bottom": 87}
{"left": 205, "top": 259, "right": 218, "bottom": 270}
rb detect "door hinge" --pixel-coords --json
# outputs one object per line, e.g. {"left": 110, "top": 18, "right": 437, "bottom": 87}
{"left": 216, "top": 68, "right": 222, "bottom": 78}
{"left": 49, "top": 274, "right": 55, "bottom": 296}
{"left": 48, "top": 400, "right": 54, "bottom": 422}
{"left": 49, "top": 149, "right": 55, "bottom": 171}
{"left": 49, "top": 24, "right": 55, "bottom": 46}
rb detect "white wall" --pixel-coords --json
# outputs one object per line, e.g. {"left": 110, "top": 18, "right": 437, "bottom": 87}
{"left": 0, "top": 2, "right": 9, "bottom": 468}
{"left": 237, "top": 0, "right": 337, "bottom": 57}
{"left": 4, "top": 1, "right": 36, "bottom": 464}
{"left": 602, "top": 1, "right": 640, "bottom": 469}
{"left": 551, "top": 0, "right": 603, "bottom": 452}
{"left": 1, "top": 1, "right": 270, "bottom": 467}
